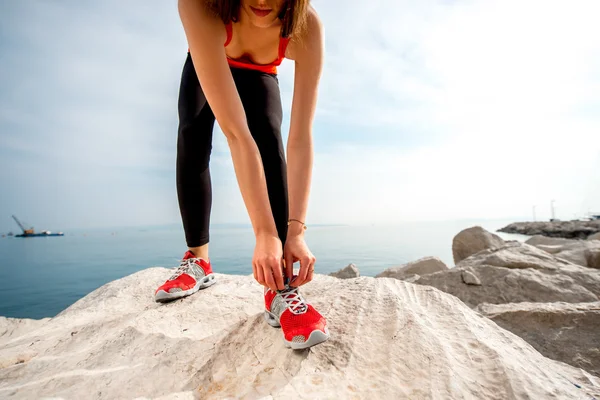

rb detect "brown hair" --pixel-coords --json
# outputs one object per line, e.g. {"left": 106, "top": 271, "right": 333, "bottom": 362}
{"left": 206, "top": 0, "right": 309, "bottom": 38}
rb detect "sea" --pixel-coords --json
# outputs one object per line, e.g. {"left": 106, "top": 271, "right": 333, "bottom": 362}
{"left": 0, "top": 219, "right": 530, "bottom": 320}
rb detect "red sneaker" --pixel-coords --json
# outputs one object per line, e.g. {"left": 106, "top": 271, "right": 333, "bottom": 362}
{"left": 154, "top": 251, "right": 216, "bottom": 302}
{"left": 264, "top": 283, "right": 330, "bottom": 349}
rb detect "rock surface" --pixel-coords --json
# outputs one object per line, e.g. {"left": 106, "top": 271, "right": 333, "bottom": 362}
{"left": 414, "top": 241, "right": 600, "bottom": 307}
{"left": 477, "top": 302, "right": 600, "bottom": 377}
{"left": 1, "top": 269, "right": 599, "bottom": 399}
{"left": 526, "top": 235, "right": 581, "bottom": 247}
{"left": 589, "top": 232, "right": 600, "bottom": 241}
{"left": 525, "top": 235, "right": 600, "bottom": 268}
{"left": 375, "top": 257, "right": 447, "bottom": 280}
{"left": 329, "top": 263, "right": 360, "bottom": 279}
{"left": 586, "top": 249, "right": 600, "bottom": 270}
{"left": 498, "top": 220, "right": 600, "bottom": 239}
{"left": 461, "top": 268, "right": 482, "bottom": 285}
{"left": 452, "top": 226, "right": 505, "bottom": 264}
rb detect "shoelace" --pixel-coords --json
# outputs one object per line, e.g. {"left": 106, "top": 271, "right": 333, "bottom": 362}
{"left": 279, "top": 287, "right": 308, "bottom": 315}
{"left": 169, "top": 258, "right": 197, "bottom": 280}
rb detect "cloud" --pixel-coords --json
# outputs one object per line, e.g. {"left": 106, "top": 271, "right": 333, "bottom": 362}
{"left": 301, "top": 0, "right": 600, "bottom": 223}
{"left": 1, "top": 0, "right": 599, "bottom": 232}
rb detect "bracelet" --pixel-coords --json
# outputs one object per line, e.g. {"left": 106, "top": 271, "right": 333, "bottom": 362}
{"left": 287, "top": 219, "right": 307, "bottom": 230}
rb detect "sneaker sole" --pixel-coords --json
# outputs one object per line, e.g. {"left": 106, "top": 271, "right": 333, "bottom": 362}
{"left": 154, "top": 274, "right": 216, "bottom": 303}
{"left": 263, "top": 310, "right": 330, "bottom": 350}
{"left": 285, "top": 327, "right": 330, "bottom": 350}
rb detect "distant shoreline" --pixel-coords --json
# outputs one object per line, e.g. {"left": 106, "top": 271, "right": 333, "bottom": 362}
{"left": 497, "top": 220, "right": 600, "bottom": 239}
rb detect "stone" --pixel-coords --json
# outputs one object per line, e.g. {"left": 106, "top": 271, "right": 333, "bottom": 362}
{"left": 452, "top": 226, "right": 505, "bottom": 264}
{"left": 526, "top": 235, "right": 600, "bottom": 268}
{"left": 498, "top": 221, "right": 600, "bottom": 239}
{"left": 376, "top": 257, "right": 447, "bottom": 280}
{"left": 526, "top": 235, "right": 580, "bottom": 247}
{"left": 461, "top": 269, "right": 481, "bottom": 285}
{"left": 0, "top": 269, "right": 598, "bottom": 398}
{"left": 414, "top": 241, "right": 600, "bottom": 308}
{"left": 589, "top": 232, "right": 600, "bottom": 241}
{"left": 477, "top": 302, "right": 600, "bottom": 377}
{"left": 329, "top": 263, "right": 360, "bottom": 279}
{"left": 585, "top": 249, "right": 600, "bottom": 270}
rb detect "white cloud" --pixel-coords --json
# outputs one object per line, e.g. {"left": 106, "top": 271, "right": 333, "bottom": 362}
{"left": 1, "top": 0, "right": 599, "bottom": 231}
{"left": 298, "top": 0, "right": 600, "bottom": 223}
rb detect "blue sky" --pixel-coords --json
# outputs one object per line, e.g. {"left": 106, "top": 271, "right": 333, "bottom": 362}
{"left": 1, "top": 0, "right": 599, "bottom": 232}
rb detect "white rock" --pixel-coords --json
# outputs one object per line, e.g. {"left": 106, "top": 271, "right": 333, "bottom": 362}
{"left": 588, "top": 232, "right": 600, "bottom": 241}
{"left": 526, "top": 235, "right": 600, "bottom": 268}
{"left": 329, "top": 263, "right": 359, "bottom": 279}
{"left": 585, "top": 249, "right": 600, "bottom": 269}
{"left": 375, "top": 257, "right": 447, "bottom": 279}
{"left": 526, "top": 235, "right": 579, "bottom": 246}
{"left": 0, "top": 269, "right": 599, "bottom": 399}
{"left": 461, "top": 269, "right": 481, "bottom": 286}
{"left": 477, "top": 302, "right": 600, "bottom": 376}
{"left": 452, "top": 226, "right": 505, "bottom": 264}
{"left": 416, "top": 241, "right": 600, "bottom": 307}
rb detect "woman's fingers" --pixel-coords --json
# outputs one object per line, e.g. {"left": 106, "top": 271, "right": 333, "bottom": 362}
{"left": 255, "top": 261, "right": 265, "bottom": 287}
{"left": 305, "top": 257, "right": 315, "bottom": 284}
{"left": 262, "top": 261, "right": 281, "bottom": 292}
{"left": 284, "top": 254, "right": 294, "bottom": 284}
{"left": 293, "top": 255, "right": 311, "bottom": 286}
{"left": 271, "top": 259, "right": 285, "bottom": 291}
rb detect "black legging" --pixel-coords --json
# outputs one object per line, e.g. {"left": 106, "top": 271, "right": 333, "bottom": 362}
{"left": 176, "top": 52, "right": 289, "bottom": 248}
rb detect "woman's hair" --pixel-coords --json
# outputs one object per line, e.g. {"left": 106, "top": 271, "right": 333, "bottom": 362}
{"left": 207, "top": 0, "right": 309, "bottom": 38}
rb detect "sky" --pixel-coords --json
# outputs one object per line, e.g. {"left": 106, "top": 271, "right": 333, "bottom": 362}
{"left": 1, "top": 0, "right": 599, "bottom": 232}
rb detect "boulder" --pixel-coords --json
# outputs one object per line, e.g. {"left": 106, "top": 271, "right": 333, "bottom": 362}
{"left": 526, "top": 235, "right": 600, "bottom": 268}
{"left": 526, "top": 235, "right": 580, "bottom": 247}
{"left": 376, "top": 257, "right": 447, "bottom": 279}
{"left": 477, "top": 302, "right": 600, "bottom": 377}
{"left": 461, "top": 268, "right": 481, "bottom": 286}
{"left": 589, "top": 232, "right": 600, "bottom": 241}
{"left": 414, "top": 241, "right": 600, "bottom": 308}
{"left": 1, "top": 269, "right": 599, "bottom": 399}
{"left": 554, "top": 248, "right": 590, "bottom": 267}
{"left": 498, "top": 221, "right": 600, "bottom": 239}
{"left": 452, "top": 226, "right": 505, "bottom": 264}
{"left": 329, "top": 263, "right": 360, "bottom": 279}
{"left": 585, "top": 249, "right": 600, "bottom": 270}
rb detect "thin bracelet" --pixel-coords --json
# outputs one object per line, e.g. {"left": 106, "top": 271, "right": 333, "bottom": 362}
{"left": 287, "top": 219, "right": 307, "bottom": 230}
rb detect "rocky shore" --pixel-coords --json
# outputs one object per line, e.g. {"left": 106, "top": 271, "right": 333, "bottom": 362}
{"left": 1, "top": 227, "right": 600, "bottom": 399}
{"left": 365, "top": 226, "right": 600, "bottom": 378}
{"left": 498, "top": 220, "right": 600, "bottom": 239}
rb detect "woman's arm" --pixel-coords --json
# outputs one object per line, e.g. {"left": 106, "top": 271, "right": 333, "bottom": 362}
{"left": 178, "top": 0, "right": 285, "bottom": 290}
{"left": 284, "top": 8, "right": 324, "bottom": 285}
{"left": 287, "top": 8, "right": 323, "bottom": 231}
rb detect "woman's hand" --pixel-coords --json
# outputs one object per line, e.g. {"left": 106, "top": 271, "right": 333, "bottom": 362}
{"left": 253, "top": 233, "right": 285, "bottom": 292}
{"left": 284, "top": 234, "right": 316, "bottom": 287}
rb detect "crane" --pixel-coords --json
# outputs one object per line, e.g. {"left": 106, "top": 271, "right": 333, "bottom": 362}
{"left": 10, "top": 215, "right": 64, "bottom": 237}
{"left": 12, "top": 215, "right": 34, "bottom": 235}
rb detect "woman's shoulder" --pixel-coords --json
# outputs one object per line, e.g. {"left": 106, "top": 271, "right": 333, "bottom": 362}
{"left": 285, "top": 5, "right": 323, "bottom": 60}
{"left": 305, "top": 5, "right": 323, "bottom": 35}
{"left": 178, "top": 0, "right": 227, "bottom": 41}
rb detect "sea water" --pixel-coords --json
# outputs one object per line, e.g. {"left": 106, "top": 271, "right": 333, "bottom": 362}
{"left": 0, "top": 219, "right": 529, "bottom": 319}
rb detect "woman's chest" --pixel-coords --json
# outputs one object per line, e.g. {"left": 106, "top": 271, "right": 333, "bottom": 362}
{"left": 225, "top": 28, "right": 282, "bottom": 65}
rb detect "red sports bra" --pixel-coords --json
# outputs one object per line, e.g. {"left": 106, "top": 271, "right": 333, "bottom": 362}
{"left": 187, "top": 22, "right": 290, "bottom": 75}
{"left": 224, "top": 22, "right": 290, "bottom": 74}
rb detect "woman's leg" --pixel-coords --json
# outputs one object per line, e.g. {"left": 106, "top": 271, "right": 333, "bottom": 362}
{"left": 176, "top": 52, "right": 216, "bottom": 258}
{"left": 231, "top": 68, "right": 289, "bottom": 248}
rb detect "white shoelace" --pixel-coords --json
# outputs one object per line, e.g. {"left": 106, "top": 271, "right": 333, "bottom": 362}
{"left": 279, "top": 287, "right": 308, "bottom": 315}
{"left": 169, "top": 258, "right": 197, "bottom": 280}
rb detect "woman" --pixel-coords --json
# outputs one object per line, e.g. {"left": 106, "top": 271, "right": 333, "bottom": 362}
{"left": 154, "top": 0, "right": 329, "bottom": 349}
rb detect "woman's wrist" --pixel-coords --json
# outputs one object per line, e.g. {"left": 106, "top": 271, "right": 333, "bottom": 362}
{"left": 286, "top": 219, "right": 306, "bottom": 238}
{"left": 255, "top": 226, "right": 279, "bottom": 239}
